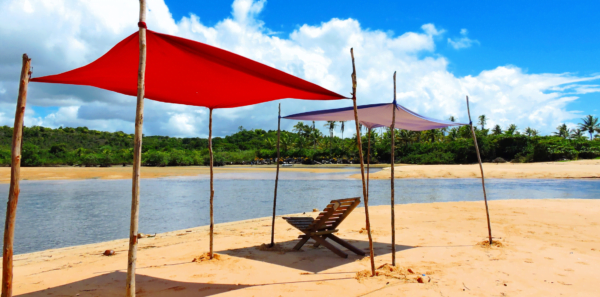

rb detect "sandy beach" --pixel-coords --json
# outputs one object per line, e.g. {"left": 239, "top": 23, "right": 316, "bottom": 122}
{"left": 12, "top": 199, "right": 600, "bottom": 296}
{"left": 0, "top": 166, "right": 354, "bottom": 184}
{"left": 354, "top": 159, "right": 600, "bottom": 179}
{"left": 1, "top": 159, "right": 598, "bottom": 183}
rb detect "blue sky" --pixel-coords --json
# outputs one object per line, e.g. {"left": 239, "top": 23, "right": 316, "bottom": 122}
{"left": 165, "top": 0, "right": 600, "bottom": 115}
{"left": 1, "top": 0, "right": 598, "bottom": 137}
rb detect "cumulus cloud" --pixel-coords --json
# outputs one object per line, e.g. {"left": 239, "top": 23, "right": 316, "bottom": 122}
{"left": 0, "top": 0, "right": 598, "bottom": 137}
{"left": 447, "top": 28, "right": 479, "bottom": 50}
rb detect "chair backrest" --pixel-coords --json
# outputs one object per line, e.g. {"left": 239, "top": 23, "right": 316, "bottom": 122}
{"left": 309, "top": 197, "right": 361, "bottom": 231}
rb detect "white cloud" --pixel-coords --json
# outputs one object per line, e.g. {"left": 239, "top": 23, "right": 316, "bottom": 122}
{"left": 447, "top": 28, "right": 479, "bottom": 50}
{"left": 0, "top": 0, "right": 598, "bottom": 138}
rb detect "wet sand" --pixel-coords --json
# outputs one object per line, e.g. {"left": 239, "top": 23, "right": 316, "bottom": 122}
{"left": 12, "top": 199, "right": 600, "bottom": 296}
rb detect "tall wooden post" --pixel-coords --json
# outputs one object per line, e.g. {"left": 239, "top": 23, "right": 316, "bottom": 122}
{"left": 209, "top": 108, "right": 214, "bottom": 258}
{"left": 1, "top": 54, "right": 31, "bottom": 297}
{"left": 126, "top": 1, "right": 146, "bottom": 296}
{"left": 270, "top": 104, "right": 281, "bottom": 247}
{"left": 391, "top": 72, "right": 397, "bottom": 266}
{"left": 466, "top": 96, "right": 493, "bottom": 244}
{"left": 367, "top": 128, "right": 371, "bottom": 194}
{"left": 350, "top": 48, "right": 375, "bottom": 276}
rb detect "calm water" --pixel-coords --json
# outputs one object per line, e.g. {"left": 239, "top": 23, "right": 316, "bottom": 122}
{"left": 1, "top": 169, "right": 599, "bottom": 254}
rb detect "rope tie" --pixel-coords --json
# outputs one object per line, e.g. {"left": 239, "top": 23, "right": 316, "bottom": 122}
{"left": 138, "top": 22, "right": 147, "bottom": 29}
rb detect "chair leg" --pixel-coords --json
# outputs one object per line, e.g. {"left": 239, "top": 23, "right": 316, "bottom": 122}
{"left": 327, "top": 234, "right": 366, "bottom": 256}
{"left": 293, "top": 235, "right": 310, "bottom": 250}
{"left": 312, "top": 236, "right": 348, "bottom": 258}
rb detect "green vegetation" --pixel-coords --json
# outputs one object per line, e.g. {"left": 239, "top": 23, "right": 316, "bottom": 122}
{"left": 0, "top": 115, "right": 599, "bottom": 167}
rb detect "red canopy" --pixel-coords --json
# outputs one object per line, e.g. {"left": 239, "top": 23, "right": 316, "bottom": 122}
{"left": 31, "top": 30, "right": 347, "bottom": 108}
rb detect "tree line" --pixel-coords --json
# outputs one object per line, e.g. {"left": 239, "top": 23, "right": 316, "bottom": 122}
{"left": 0, "top": 115, "right": 598, "bottom": 167}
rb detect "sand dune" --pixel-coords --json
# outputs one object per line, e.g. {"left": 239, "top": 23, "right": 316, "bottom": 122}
{"left": 12, "top": 199, "right": 600, "bottom": 296}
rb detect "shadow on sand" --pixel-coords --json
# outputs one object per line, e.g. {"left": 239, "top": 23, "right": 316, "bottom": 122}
{"left": 16, "top": 271, "right": 251, "bottom": 297}
{"left": 221, "top": 238, "right": 414, "bottom": 273}
{"left": 18, "top": 240, "right": 414, "bottom": 296}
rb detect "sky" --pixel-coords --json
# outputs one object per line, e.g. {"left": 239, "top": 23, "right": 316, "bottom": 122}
{"left": 0, "top": 0, "right": 598, "bottom": 137}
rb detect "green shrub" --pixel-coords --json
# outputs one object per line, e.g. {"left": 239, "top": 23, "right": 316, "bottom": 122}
{"left": 143, "top": 151, "right": 170, "bottom": 167}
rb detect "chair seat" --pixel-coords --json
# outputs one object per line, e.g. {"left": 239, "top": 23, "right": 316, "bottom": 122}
{"left": 282, "top": 198, "right": 365, "bottom": 258}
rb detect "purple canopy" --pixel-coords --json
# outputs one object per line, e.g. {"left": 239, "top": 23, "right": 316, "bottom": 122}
{"left": 283, "top": 101, "right": 466, "bottom": 130}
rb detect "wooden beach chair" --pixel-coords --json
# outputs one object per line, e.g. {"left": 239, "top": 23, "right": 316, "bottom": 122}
{"left": 282, "top": 198, "right": 365, "bottom": 258}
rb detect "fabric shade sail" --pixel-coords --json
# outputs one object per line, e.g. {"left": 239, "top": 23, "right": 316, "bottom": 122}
{"left": 284, "top": 101, "right": 466, "bottom": 130}
{"left": 30, "top": 30, "right": 346, "bottom": 108}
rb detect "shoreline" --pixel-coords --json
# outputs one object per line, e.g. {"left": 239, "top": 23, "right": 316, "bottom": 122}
{"left": 1, "top": 159, "right": 599, "bottom": 183}
{"left": 12, "top": 199, "right": 600, "bottom": 296}
{"left": 352, "top": 159, "right": 600, "bottom": 179}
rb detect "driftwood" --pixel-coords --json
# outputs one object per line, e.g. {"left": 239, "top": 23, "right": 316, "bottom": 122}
{"left": 270, "top": 103, "right": 281, "bottom": 247}
{"left": 1, "top": 54, "right": 31, "bottom": 297}
{"left": 126, "top": 0, "right": 147, "bottom": 296}
{"left": 350, "top": 48, "right": 375, "bottom": 276}
{"left": 391, "top": 71, "right": 397, "bottom": 266}
{"left": 209, "top": 108, "right": 214, "bottom": 258}
{"left": 466, "top": 96, "right": 493, "bottom": 244}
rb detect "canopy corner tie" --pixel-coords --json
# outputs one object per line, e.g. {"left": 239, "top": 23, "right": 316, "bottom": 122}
{"left": 138, "top": 22, "right": 147, "bottom": 29}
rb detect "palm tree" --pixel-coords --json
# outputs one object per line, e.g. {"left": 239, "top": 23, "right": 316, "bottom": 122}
{"left": 446, "top": 128, "right": 459, "bottom": 141}
{"left": 578, "top": 115, "right": 600, "bottom": 140}
{"left": 492, "top": 125, "right": 502, "bottom": 135}
{"left": 525, "top": 127, "right": 533, "bottom": 137}
{"left": 309, "top": 129, "right": 322, "bottom": 150}
{"left": 293, "top": 122, "right": 310, "bottom": 137}
{"left": 397, "top": 130, "right": 414, "bottom": 144}
{"left": 339, "top": 121, "right": 345, "bottom": 139}
{"left": 312, "top": 121, "right": 317, "bottom": 149}
{"left": 263, "top": 137, "right": 275, "bottom": 149}
{"left": 448, "top": 116, "right": 456, "bottom": 122}
{"left": 553, "top": 124, "right": 570, "bottom": 138}
{"left": 570, "top": 129, "right": 585, "bottom": 139}
{"left": 280, "top": 133, "right": 292, "bottom": 153}
{"left": 295, "top": 135, "right": 309, "bottom": 149}
{"left": 478, "top": 115, "right": 487, "bottom": 130}
{"left": 505, "top": 124, "right": 517, "bottom": 135}
{"left": 424, "top": 129, "right": 441, "bottom": 142}
{"left": 324, "top": 121, "right": 338, "bottom": 154}
{"left": 524, "top": 127, "right": 540, "bottom": 137}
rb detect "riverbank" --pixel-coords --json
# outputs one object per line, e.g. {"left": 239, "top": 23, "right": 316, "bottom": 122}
{"left": 13, "top": 199, "right": 600, "bottom": 296}
{"left": 354, "top": 159, "right": 600, "bottom": 179}
{"left": 0, "top": 165, "right": 355, "bottom": 183}
{"left": 1, "top": 159, "right": 598, "bottom": 183}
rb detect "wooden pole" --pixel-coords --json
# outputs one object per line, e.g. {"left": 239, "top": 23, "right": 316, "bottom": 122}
{"left": 126, "top": 1, "right": 146, "bottom": 296}
{"left": 391, "top": 72, "right": 397, "bottom": 266}
{"left": 350, "top": 48, "right": 375, "bottom": 276}
{"left": 270, "top": 103, "right": 281, "bottom": 247}
{"left": 209, "top": 108, "right": 214, "bottom": 258}
{"left": 1, "top": 54, "right": 31, "bottom": 297}
{"left": 367, "top": 128, "right": 371, "bottom": 194}
{"left": 466, "top": 96, "right": 493, "bottom": 244}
